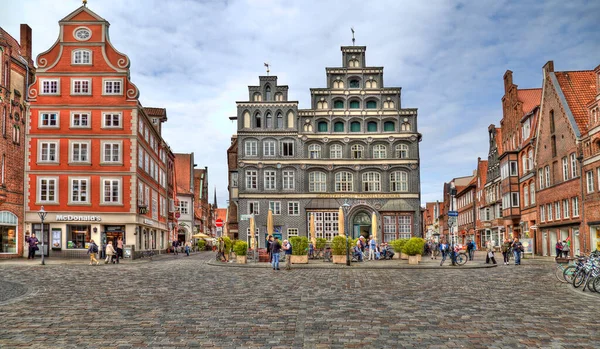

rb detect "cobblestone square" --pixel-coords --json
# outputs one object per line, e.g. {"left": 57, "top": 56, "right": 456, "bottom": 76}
{"left": 0, "top": 252, "right": 598, "bottom": 348}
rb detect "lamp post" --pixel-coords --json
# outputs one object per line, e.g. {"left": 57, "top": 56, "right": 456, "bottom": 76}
{"left": 449, "top": 182, "right": 457, "bottom": 266}
{"left": 37, "top": 206, "right": 47, "bottom": 266}
{"left": 342, "top": 200, "right": 351, "bottom": 266}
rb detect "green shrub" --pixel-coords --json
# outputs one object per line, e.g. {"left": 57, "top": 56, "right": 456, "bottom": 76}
{"left": 197, "top": 239, "right": 206, "bottom": 251}
{"left": 289, "top": 236, "right": 309, "bottom": 256}
{"left": 402, "top": 237, "right": 426, "bottom": 256}
{"left": 223, "top": 237, "right": 233, "bottom": 253}
{"left": 331, "top": 235, "right": 350, "bottom": 255}
{"left": 233, "top": 240, "right": 248, "bottom": 256}
{"left": 390, "top": 239, "right": 409, "bottom": 253}
{"left": 315, "top": 237, "right": 327, "bottom": 249}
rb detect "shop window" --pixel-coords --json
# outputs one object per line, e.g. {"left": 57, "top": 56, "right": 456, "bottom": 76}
{"left": 0, "top": 211, "right": 18, "bottom": 253}
{"left": 67, "top": 224, "right": 91, "bottom": 249}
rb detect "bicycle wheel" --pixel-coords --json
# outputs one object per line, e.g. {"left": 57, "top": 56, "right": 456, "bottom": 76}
{"left": 555, "top": 265, "right": 567, "bottom": 283}
{"left": 562, "top": 266, "right": 576, "bottom": 283}
{"left": 456, "top": 253, "right": 468, "bottom": 266}
{"left": 572, "top": 270, "right": 586, "bottom": 288}
{"left": 592, "top": 275, "right": 600, "bottom": 293}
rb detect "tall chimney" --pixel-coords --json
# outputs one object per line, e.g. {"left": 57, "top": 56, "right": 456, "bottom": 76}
{"left": 20, "top": 24, "right": 32, "bottom": 62}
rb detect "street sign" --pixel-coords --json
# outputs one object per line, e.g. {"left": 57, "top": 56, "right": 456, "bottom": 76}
{"left": 448, "top": 211, "right": 458, "bottom": 217}
{"left": 240, "top": 214, "right": 253, "bottom": 221}
{"left": 215, "top": 218, "right": 224, "bottom": 228}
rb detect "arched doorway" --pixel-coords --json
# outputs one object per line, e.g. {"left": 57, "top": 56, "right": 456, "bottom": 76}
{"left": 177, "top": 228, "right": 187, "bottom": 243}
{"left": 352, "top": 212, "right": 371, "bottom": 240}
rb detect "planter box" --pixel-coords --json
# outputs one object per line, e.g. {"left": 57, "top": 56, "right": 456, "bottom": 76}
{"left": 290, "top": 255, "right": 308, "bottom": 264}
{"left": 237, "top": 255, "right": 247, "bottom": 264}
{"left": 332, "top": 255, "right": 346, "bottom": 264}
{"left": 408, "top": 255, "right": 419, "bottom": 265}
{"left": 417, "top": 254, "right": 422, "bottom": 262}
{"left": 401, "top": 252, "right": 408, "bottom": 260}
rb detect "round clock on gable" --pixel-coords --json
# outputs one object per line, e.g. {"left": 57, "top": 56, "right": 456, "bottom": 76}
{"left": 74, "top": 28, "right": 91, "bottom": 41}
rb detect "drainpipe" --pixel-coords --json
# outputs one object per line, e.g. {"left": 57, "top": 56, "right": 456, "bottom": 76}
{"left": 576, "top": 141, "right": 586, "bottom": 254}
{"left": 17, "top": 55, "right": 30, "bottom": 102}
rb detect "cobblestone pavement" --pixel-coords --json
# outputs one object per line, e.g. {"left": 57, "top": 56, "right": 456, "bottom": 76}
{"left": 0, "top": 252, "right": 598, "bottom": 348}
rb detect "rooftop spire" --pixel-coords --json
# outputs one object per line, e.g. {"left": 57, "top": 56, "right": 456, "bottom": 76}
{"left": 351, "top": 27, "right": 355, "bottom": 46}
{"left": 264, "top": 62, "right": 270, "bottom": 76}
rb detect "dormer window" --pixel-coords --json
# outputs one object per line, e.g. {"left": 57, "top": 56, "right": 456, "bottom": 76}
{"left": 349, "top": 79, "right": 360, "bottom": 88}
{"left": 72, "top": 50, "right": 91, "bottom": 65}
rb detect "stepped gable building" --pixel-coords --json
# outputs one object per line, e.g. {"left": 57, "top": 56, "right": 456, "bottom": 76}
{"left": 535, "top": 61, "right": 597, "bottom": 256}
{"left": 232, "top": 45, "right": 422, "bottom": 247}
{"left": 498, "top": 70, "right": 541, "bottom": 240}
{"left": 174, "top": 153, "right": 195, "bottom": 243}
{"left": 480, "top": 126, "right": 504, "bottom": 247}
{"left": 581, "top": 64, "right": 600, "bottom": 253}
{"left": 25, "top": 5, "right": 172, "bottom": 258}
{"left": 0, "top": 25, "right": 35, "bottom": 258}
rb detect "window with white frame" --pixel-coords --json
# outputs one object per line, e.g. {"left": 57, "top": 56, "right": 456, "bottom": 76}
{"left": 351, "top": 144, "right": 364, "bottom": 159}
{"left": 330, "top": 144, "right": 342, "bottom": 159}
{"left": 570, "top": 153, "right": 577, "bottom": 178}
{"left": 38, "top": 177, "right": 57, "bottom": 203}
{"left": 287, "top": 228, "right": 298, "bottom": 237}
{"left": 398, "top": 216, "right": 412, "bottom": 239}
{"left": 103, "top": 80, "right": 122, "bottom": 95}
{"left": 102, "top": 142, "right": 121, "bottom": 163}
{"left": 511, "top": 192, "right": 519, "bottom": 207}
{"left": 71, "top": 112, "right": 90, "bottom": 127}
{"left": 138, "top": 148, "right": 144, "bottom": 168}
{"left": 547, "top": 204, "right": 553, "bottom": 221}
{"left": 264, "top": 170, "right": 276, "bottom": 190}
{"left": 586, "top": 171, "right": 594, "bottom": 193}
{"left": 245, "top": 170, "right": 257, "bottom": 189}
{"left": 390, "top": 171, "right": 408, "bottom": 192}
{"left": 573, "top": 197, "right": 579, "bottom": 217}
{"left": 563, "top": 199, "right": 569, "bottom": 218}
{"left": 263, "top": 140, "right": 276, "bottom": 157}
{"left": 40, "top": 112, "right": 59, "bottom": 127}
{"left": 70, "top": 178, "right": 88, "bottom": 203}
{"left": 523, "top": 184, "right": 529, "bottom": 206}
{"left": 309, "top": 171, "right": 326, "bottom": 192}
{"left": 102, "top": 178, "right": 121, "bottom": 204}
{"left": 71, "top": 79, "right": 91, "bottom": 95}
{"left": 144, "top": 153, "right": 149, "bottom": 173}
{"left": 248, "top": 201, "right": 259, "bottom": 215}
{"left": 373, "top": 144, "right": 387, "bottom": 159}
{"left": 70, "top": 141, "right": 89, "bottom": 162}
{"left": 383, "top": 216, "right": 396, "bottom": 242}
{"left": 41, "top": 79, "right": 59, "bottom": 95}
{"left": 72, "top": 49, "right": 91, "bottom": 64}
{"left": 179, "top": 200, "right": 189, "bottom": 214}
{"left": 555, "top": 201, "right": 561, "bottom": 220}
{"left": 335, "top": 171, "right": 353, "bottom": 192}
{"left": 522, "top": 118, "right": 531, "bottom": 139}
{"left": 395, "top": 144, "right": 408, "bottom": 159}
{"left": 245, "top": 140, "right": 257, "bottom": 156}
{"left": 39, "top": 141, "right": 58, "bottom": 162}
{"left": 308, "top": 144, "right": 322, "bottom": 159}
{"left": 231, "top": 172, "right": 238, "bottom": 188}
{"left": 282, "top": 170, "right": 295, "bottom": 190}
{"left": 538, "top": 169, "right": 544, "bottom": 189}
{"left": 103, "top": 113, "right": 122, "bottom": 128}
{"left": 510, "top": 161, "right": 518, "bottom": 176}
{"left": 362, "top": 172, "right": 381, "bottom": 192}
{"left": 540, "top": 205, "right": 545, "bottom": 222}
{"left": 562, "top": 157, "right": 569, "bottom": 181}
{"left": 269, "top": 201, "right": 281, "bottom": 215}
{"left": 288, "top": 202, "right": 299, "bottom": 216}
{"left": 281, "top": 140, "right": 294, "bottom": 156}
{"left": 138, "top": 182, "right": 144, "bottom": 205}
{"left": 545, "top": 166, "right": 550, "bottom": 187}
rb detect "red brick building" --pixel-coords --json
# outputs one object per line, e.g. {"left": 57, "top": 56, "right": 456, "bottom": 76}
{"left": 457, "top": 174, "right": 476, "bottom": 245}
{"left": 25, "top": 5, "right": 171, "bottom": 258}
{"left": 474, "top": 158, "right": 488, "bottom": 248}
{"left": 422, "top": 201, "right": 443, "bottom": 240}
{"left": 0, "top": 25, "right": 35, "bottom": 258}
{"left": 174, "top": 153, "right": 195, "bottom": 243}
{"left": 534, "top": 61, "right": 596, "bottom": 256}
{"left": 193, "top": 167, "right": 210, "bottom": 234}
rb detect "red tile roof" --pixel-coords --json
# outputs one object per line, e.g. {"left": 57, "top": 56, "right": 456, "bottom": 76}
{"left": 215, "top": 208, "right": 227, "bottom": 222}
{"left": 174, "top": 153, "right": 192, "bottom": 194}
{"left": 144, "top": 107, "right": 166, "bottom": 118}
{"left": 555, "top": 71, "right": 597, "bottom": 134}
{"left": 517, "top": 88, "right": 542, "bottom": 115}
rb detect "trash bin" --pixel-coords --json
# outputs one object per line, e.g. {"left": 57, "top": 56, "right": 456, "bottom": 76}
{"left": 124, "top": 245, "right": 133, "bottom": 258}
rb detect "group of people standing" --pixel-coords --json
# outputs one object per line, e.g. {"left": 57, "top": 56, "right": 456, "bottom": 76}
{"left": 488, "top": 238, "right": 524, "bottom": 265}
{"left": 555, "top": 241, "right": 571, "bottom": 258}
{"left": 172, "top": 240, "right": 193, "bottom": 256}
{"left": 265, "top": 236, "right": 292, "bottom": 270}
{"left": 86, "top": 238, "right": 124, "bottom": 265}
{"left": 352, "top": 236, "right": 393, "bottom": 261}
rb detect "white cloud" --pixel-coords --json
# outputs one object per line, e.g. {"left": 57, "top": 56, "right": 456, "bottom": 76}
{"left": 2, "top": 0, "right": 599, "bottom": 207}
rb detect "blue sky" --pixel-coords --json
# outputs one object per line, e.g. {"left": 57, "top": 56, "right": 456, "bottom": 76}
{"left": 2, "top": 0, "right": 600, "bottom": 206}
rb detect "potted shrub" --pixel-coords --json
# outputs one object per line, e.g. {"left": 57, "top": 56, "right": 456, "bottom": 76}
{"left": 331, "top": 235, "right": 349, "bottom": 264}
{"left": 289, "top": 236, "right": 309, "bottom": 264}
{"left": 197, "top": 239, "right": 206, "bottom": 252}
{"left": 390, "top": 239, "right": 409, "bottom": 259}
{"left": 223, "top": 237, "right": 233, "bottom": 261}
{"left": 233, "top": 240, "right": 248, "bottom": 264}
{"left": 403, "top": 237, "right": 426, "bottom": 265}
{"left": 315, "top": 237, "right": 327, "bottom": 250}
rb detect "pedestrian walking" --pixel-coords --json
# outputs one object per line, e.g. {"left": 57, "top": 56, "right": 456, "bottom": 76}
{"left": 266, "top": 235, "right": 274, "bottom": 263}
{"left": 116, "top": 237, "right": 123, "bottom": 263}
{"left": 501, "top": 239, "right": 511, "bottom": 265}
{"left": 368, "top": 236, "right": 376, "bottom": 260}
{"left": 485, "top": 240, "right": 497, "bottom": 265}
{"left": 439, "top": 241, "right": 448, "bottom": 266}
{"left": 555, "top": 241, "right": 563, "bottom": 258}
{"left": 283, "top": 239, "right": 292, "bottom": 270}
{"left": 172, "top": 240, "right": 179, "bottom": 255}
{"left": 105, "top": 241, "right": 116, "bottom": 264}
{"left": 185, "top": 241, "right": 191, "bottom": 256}
{"left": 512, "top": 238, "right": 523, "bottom": 265}
{"left": 431, "top": 240, "right": 439, "bottom": 260}
{"left": 26, "top": 233, "right": 39, "bottom": 260}
{"left": 561, "top": 240, "right": 570, "bottom": 258}
{"left": 466, "top": 239, "right": 475, "bottom": 261}
{"left": 217, "top": 237, "right": 225, "bottom": 262}
{"left": 270, "top": 236, "right": 282, "bottom": 270}
{"left": 87, "top": 240, "right": 99, "bottom": 265}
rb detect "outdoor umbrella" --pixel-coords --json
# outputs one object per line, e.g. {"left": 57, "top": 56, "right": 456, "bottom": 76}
{"left": 310, "top": 213, "right": 317, "bottom": 247}
{"left": 338, "top": 207, "right": 345, "bottom": 236}
{"left": 192, "top": 233, "right": 210, "bottom": 239}
{"left": 372, "top": 212, "right": 377, "bottom": 242}
{"left": 267, "top": 209, "right": 274, "bottom": 238}
{"left": 249, "top": 217, "right": 255, "bottom": 250}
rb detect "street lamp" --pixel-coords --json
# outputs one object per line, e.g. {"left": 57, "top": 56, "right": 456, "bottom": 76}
{"left": 37, "top": 206, "right": 47, "bottom": 266}
{"left": 342, "top": 199, "right": 351, "bottom": 266}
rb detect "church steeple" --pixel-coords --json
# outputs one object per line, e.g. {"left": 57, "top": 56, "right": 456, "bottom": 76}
{"left": 213, "top": 188, "right": 217, "bottom": 209}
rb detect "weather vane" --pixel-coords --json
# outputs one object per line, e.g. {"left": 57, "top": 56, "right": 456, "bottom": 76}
{"left": 83, "top": 0, "right": 88, "bottom": 7}
{"left": 351, "top": 27, "right": 355, "bottom": 46}
{"left": 264, "top": 62, "right": 270, "bottom": 76}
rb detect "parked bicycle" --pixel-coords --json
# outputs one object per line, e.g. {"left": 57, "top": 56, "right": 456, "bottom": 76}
{"left": 552, "top": 250, "right": 600, "bottom": 294}
{"left": 140, "top": 250, "right": 154, "bottom": 261}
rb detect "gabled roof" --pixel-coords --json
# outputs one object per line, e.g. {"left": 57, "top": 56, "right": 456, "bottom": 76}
{"left": 517, "top": 88, "right": 542, "bottom": 115}
{"left": 144, "top": 107, "right": 167, "bottom": 118}
{"left": 554, "top": 70, "right": 597, "bottom": 134}
{"left": 60, "top": 5, "right": 106, "bottom": 23}
{"left": 174, "top": 153, "right": 193, "bottom": 194}
{"left": 0, "top": 27, "right": 23, "bottom": 61}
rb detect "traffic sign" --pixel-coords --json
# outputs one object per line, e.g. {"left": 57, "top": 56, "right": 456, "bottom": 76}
{"left": 448, "top": 211, "right": 458, "bottom": 217}
{"left": 215, "top": 218, "right": 224, "bottom": 228}
{"left": 240, "top": 214, "right": 253, "bottom": 221}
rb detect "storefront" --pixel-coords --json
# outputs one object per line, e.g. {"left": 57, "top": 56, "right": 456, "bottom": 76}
{"left": 0, "top": 211, "right": 18, "bottom": 255}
